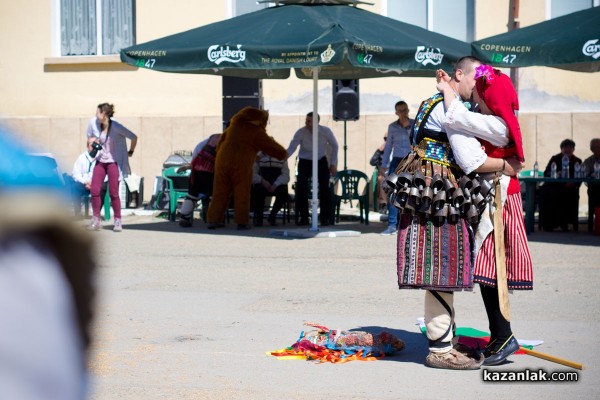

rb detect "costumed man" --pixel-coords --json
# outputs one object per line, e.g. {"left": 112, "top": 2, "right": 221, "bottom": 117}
{"left": 206, "top": 107, "right": 287, "bottom": 230}
{"left": 178, "top": 133, "right": 222, "bottom": 227}
{"left": 386, "top": 56, "right": 522, "bottom": 370}
{"left": 251, "top": 152, "right": 290, "bottom": 226}
{"left": 437, "top": 65, "right": 533, "bottom": 366}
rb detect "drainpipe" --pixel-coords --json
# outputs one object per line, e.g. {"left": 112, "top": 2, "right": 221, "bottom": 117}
{"left": 509, "top": 0, "right": 520, "bottom": 91}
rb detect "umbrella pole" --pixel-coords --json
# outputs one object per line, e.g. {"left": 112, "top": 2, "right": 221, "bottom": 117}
{"left": 343, "top": 121, "right": 347, "bottom": 170}
{"left": 310, "top": 67, "right": 319, "bottom": 232}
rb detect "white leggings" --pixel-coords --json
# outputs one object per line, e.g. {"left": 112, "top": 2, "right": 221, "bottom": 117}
{"left": 424, "top": 290, "right": 455, "bottom": 353}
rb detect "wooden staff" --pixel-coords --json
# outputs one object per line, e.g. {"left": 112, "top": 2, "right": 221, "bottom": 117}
{"left": 492, "top": 177, "right": 510, "bottom": 321}
{"left": 520, "top": 347, "right": 584, "bottom": 370}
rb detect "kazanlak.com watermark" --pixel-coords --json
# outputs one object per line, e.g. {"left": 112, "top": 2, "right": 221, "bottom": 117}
{"left": 482, "top": 368, "right": 579, "bottom": 383}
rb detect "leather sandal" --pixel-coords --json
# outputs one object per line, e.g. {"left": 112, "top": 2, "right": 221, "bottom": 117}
{"left": 425, "top": 348, "right": 484, "bottom": 370}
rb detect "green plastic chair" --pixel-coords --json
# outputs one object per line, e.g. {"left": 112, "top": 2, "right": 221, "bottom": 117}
{"left": 331, "top": 169, "right": 370, "bottom": 225}
{"left": 162, "top": 166, "right": 191, "bottom": 221}
{"left": 103, "top": 190, "right": 111, "bottom": 221}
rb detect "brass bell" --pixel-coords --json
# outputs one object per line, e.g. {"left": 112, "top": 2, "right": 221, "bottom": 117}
{"left": 472, "top": 192, "right": 486, "bottom": 211}
{"left": 397, "top": 171, "right": 413, "bottom": 188}
{"left": 421, "top": 186, "right": 433, "bottom": 210}
{"left": 451, "top": 187, "right": 465, "bottom": 207}
{"left": 431, "top": 174, "right": 444, "bottom": 192}
{"left": 434, "top": 204, "right": 448, "bottom": 218}
{"left": 385, "top": 173, "right": 399, "bottom": 189}
{"left": 448, "top": 205, "right": 460, "bottom": 224}
{"left": 444, "top": 179, "right": 456, "bottom": 197}
{"left": 413, "top": 171, "right": 426, "bottom": 189}
{"left": 479, "top": 179, "right": 493, "bottom": 199}
{"left": 409, "top": 186, "right": 421, "bottom": 203}
{"left": 404, "top": 196, "right": 418, "bottom": 213}
{"left": 466, "top": 204, "right": 479, "bottom": 225}
{"left": 470, "top": 178, "right": 481, "bottom": 195}
{"left": 433, "top": 204, "right": 448, "bottom": 224}
{"left": 395, "top": 186, "right": 410, "bottom": 208}
{"left": 432, "top": 190, "right": 446, "bottom": 211}
{"left": 459, "top": 175, "right": 473, "bottom": 191}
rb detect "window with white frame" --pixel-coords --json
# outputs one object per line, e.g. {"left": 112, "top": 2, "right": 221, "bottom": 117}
{"left": 60, "top": 0, "right": 135, "bottom": 56}
{"left": 549, "top": 0, "right": 598, "bottom": 18}
{"left": 385, "top": 0, "right": 474, "bottom": 42}
{"left": 232, "top": 0, "right": 274, "bottom": 16}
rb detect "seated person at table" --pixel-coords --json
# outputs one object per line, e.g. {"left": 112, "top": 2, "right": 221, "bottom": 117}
{"left": 583, "top": 138, "right": 600, "bottom": 224}
{"left": 179, "top": 133, "right": 221, "bottom": 227}
{"left": 539, "top": 139, "right": 582, "bottom": 232}
{"left": 251, "top": 152, "right": 290, "bottom": 226}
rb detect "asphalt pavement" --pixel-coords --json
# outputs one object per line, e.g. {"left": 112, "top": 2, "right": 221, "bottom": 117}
{"left": 86, "top": 210, "right": 599, "bottom": 399}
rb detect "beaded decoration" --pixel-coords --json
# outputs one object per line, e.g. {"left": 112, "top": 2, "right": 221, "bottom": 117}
{"left": 412, "top": 93, "right": 443, "bottom": 144}
{"left": 415, "top": 137, "right": 457, "bottom": 167}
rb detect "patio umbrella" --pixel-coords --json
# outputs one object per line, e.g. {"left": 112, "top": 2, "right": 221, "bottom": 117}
{"left": 120, "top": 0, "right": 471, "bottom": 230}
{"left": 472, "top": 7, "right": 600, "bottom": 72}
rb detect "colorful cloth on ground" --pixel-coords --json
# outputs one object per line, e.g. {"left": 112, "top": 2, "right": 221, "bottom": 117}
{"left": 474, "top": 192, "right": 533, "bottom": 290}
{"left": 268, "top": 323, "right": 405, "bottom": 363}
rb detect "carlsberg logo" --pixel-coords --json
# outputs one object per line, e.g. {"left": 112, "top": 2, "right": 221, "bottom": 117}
{"left": 415, "top": 46, "right": 444, "bottom": 66}
{"left": 208, "top": 45, "right": 246, "bottom": 65}
{"left": 582, "top": 39, "right": 600, "bottom": 60}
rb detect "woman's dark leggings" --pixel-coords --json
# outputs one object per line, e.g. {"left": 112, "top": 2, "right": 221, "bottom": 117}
{"left": 480, "top": 284, "right": 512, "bottom": 344}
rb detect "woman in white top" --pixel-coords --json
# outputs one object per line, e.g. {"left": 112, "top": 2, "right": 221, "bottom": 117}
{"left": 86, "top": 103, "right": 137, "bottom": 232}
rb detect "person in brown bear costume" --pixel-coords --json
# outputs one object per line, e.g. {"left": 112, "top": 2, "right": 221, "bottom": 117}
{"left": 207, "top": 107, "right": 287, "bottom": 230}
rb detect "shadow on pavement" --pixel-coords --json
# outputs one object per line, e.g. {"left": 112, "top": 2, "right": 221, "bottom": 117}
{"left": 353, "top": 325, "right": 428, "bottom": 365}
{"left": 109, "top": 218, "right": 388, "bottom": 238}
{"left": 527, "top": 228, "right": 600, "bottom": 247}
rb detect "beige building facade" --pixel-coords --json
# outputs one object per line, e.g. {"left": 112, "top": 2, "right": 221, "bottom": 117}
{"left": 1, "top": 1, "right": 599, "bottom": 209}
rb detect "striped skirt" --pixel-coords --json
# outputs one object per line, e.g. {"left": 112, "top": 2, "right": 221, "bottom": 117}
{"left": 474, "top": 193, "right": 533, "bottom": 290}
{"left": 397, "top": 213, "right": 475, "bottom": 291}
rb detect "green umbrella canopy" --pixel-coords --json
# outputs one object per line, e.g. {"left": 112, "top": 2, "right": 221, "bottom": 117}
{"left": 120, "top": 0, "right": 471, "bottom": 231}
{"left": 120, "top": 2, "right": 471, "bottom": 79}
{"left": 472, "top": 7, "right": 600, "bottom": 72}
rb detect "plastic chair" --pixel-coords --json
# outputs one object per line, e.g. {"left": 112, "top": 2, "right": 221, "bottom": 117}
{"left": 331, "top": 169, "right": 370, "bottom": 225}
{"left": 162, "top": 166, "right": 191, "bottom": 221}
{"left": 371, "top": 167, "right": 379, "bottom": 211}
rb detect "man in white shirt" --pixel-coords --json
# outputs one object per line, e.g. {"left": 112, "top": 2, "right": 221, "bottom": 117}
{"left": 287, "top": 112, "right": 338, "bottom": 226}
{"left": 70, "top": 138, "right": 105, "bottom": 217}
